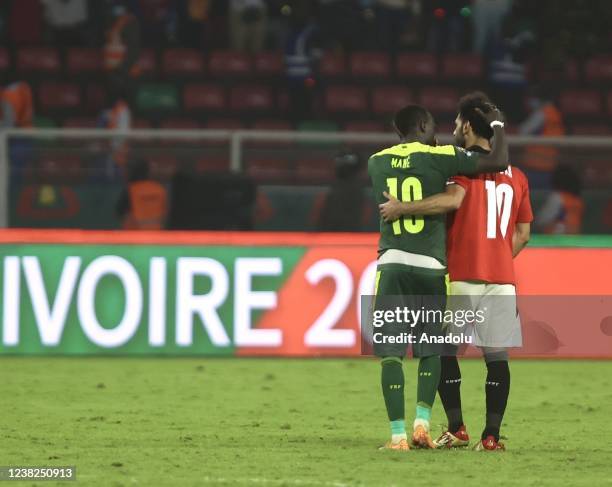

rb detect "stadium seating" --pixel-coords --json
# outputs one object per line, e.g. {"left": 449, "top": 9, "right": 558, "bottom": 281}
{"left": 183, "top": 84, "right": 226, "bottom": 111}
{"left": 136, "top": 84, "right": 179, "bottom": 111}
{"left": 349, "top": 52, "right": 391, "bottom": 78}
{"left": 418, "top": 87, "right": 458, "bottom": 114}
{"left": 247, "top": 120, "right": 293, "bottom": 147}
{"left": 209, "top": 50, "right": 252, "bottom": 77}
{"left": 559, "top": 90, "right": 602, "bottom": 115}
{"left": 161, "top": 48, "right": 204, "bottom": 77}
{"left": 251, "top": 120, "right": 292, "bottom": 131}
{"left": 585, "top": 56, "right": 612, "bottom": 81}
{"left": 372, "top": 86, "right": 413, "bottom": 114}
{"left": 441, "top": 54, "right": 483, "bottom": 79}
{"left": 344, "top": 121, "right": 386, "bottom": 132}
{"left": 396, "top": 53, "right": 437, "bottom": 78}
{"left": 133, "top": 118, "right": 153, "bottom": 129}
{"left": 319, "top": 52, "right": 346, "bottom": 78}
{"left": 296, "top": 158, "right": 335, "bottom": 183}
{"left": 5, "top": 44, "right": 612, "bottom": 138}
{"left": 537, "top": 60, "right": 579, "bottom": 83}
{"left": 67, "top": 48, "right": 102, "bottom": 74}
{"left": 17, "top": 47, "right": 60, "bottom": 73}
{"left": 85, "top": 84, "right": 107, "bottom": 111}
{"left": 205, "top": 119, "right": 245, "bottom": 130}
{"left": 253, "top": 52, "right": 284, "bottom": 76}
{"left": 324, "top": 85, "right": 368, "bottom": 113}
{"left": 230, "top": 85, "right": 274, "bottom": 111}
{"left": 38, "top": 82, "right": 81, "bottom": 110}
{"left": 138, "top": 49, "right": 158, "bottom": 77}
{"left": 195, "top": 157, "right": 231, "bottom": 173}
{"left": 570, "top": 124, "right": 612, "bottom": 135}
{"left": 33, "top": 116, "right": 57, "bottom": 128}
{"left": 247, "top": 158, "right": 293, "bottom": 182}
{"left": 159, "top": 118, "right": 202, "bottom": 129}
{"left": 298, "top": 120, "right": 338, "bottom": 132}
{"left": 62, "top": 117, "right": 98, "bottom": 128}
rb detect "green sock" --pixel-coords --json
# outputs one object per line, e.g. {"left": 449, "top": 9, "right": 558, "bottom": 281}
{"left": 390, "top": 419, "right": 406, "bottom": 436}
{"left": 416, "top": 355, "right": 441, "bottom": 415}
{"left": 381, "top": 357, "right": 405, "bottom": 423}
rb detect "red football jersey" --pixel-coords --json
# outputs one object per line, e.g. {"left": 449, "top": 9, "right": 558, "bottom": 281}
{"left": 446, "top": 163, "right": 533, "bottom": 285}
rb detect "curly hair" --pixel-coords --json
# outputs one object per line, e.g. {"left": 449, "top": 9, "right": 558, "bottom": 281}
{"left": 457, "top": 91, "right": 496, "bottom": 140}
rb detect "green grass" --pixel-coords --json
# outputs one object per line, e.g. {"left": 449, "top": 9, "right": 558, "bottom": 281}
{"left": 1, "top": 358, "right": 611, "bottom": 487}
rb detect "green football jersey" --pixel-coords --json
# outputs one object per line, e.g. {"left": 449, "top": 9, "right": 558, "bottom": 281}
{"left": 368, "top": 141, "right": 480, "bottom": 266}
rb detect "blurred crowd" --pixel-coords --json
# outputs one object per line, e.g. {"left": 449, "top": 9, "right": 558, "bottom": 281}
{"left": 1, "top": 0, "right": 612, "bottom": 235}
{"left": 1, "top": 0, "right": 611, "bottom": 56}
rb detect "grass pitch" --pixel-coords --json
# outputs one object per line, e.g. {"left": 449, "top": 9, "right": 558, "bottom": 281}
{"left": 1, "top": 358, "right": 611, "bottom": 487}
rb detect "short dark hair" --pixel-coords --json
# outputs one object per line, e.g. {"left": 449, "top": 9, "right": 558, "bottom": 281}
{"left": 457, "top": 92, "right": 495, "bottom": 140}
{"left": 393, "top": 105, "right": 432, "bottom": 137}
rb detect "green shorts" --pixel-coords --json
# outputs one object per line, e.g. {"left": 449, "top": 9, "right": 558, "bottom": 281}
{"left": 373, "top": 263, "right": 447, "bottom": 358}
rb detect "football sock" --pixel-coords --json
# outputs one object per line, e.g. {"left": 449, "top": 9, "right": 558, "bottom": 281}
{"left": 381, "top": 357, "right": 405, "bottom": 438}
{"left": 483, "top": 360, "right": 510, "bottom": 441}
{"left": 437, "top": 355, "right": 464, "bottom": 433}
{"left": 415, "top": 355, "right": 441, "bottom": 428}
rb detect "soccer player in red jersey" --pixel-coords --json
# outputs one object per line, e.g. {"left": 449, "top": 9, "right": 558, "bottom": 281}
{"left": 379, "top": 92, "right": 533, "bottom": 451}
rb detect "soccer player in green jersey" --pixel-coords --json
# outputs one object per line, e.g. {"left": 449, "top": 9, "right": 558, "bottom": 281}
{"left": 369, "top": 103, "right": 508, "bottom": 450}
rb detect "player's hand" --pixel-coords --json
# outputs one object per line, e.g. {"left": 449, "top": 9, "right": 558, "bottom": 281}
{"left": 475, "top": 102, "right": 503, "bottom": 125}
{"left": 379, "top": 191, "right": 403, "bottom": 223}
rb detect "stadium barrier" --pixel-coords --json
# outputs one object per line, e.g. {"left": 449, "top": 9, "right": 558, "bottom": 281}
{"left": 1, "top": 129, "right": 612, "bottom": 229}
{"left": 0, "top": 230, "right": 610, "bottom": 358}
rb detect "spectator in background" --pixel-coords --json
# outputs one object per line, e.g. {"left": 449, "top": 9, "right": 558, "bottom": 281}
{"left": 104, "top": 2, "right": 141, "bottom": 91}
{"left": 375, "top": 0, "right": 422, "bottom": 52}
{"left": 519, "top": 89, "right": 565, "bottom": 187}
{"left": 41, "top": 0, "right": 89, "bottom": 46}
{"left": 8, "top": 0, "right": 44, "bottom": 44}
{"left": 116, "top": 160, "right": 168, "bottom": 230}
{"left": 471, "top": 0, "right": 512, "bottom": 54}
{"left": 318, "top": 0, "right": 364, "bottom": 50}
{"left": 1, "top": 81, "right": 34, "bottom": 171}
{"left": 426, "top": 0, "right": 467, "bottom": 52}
{"left": 99, "top": 84, "right": 132, "bottom": 173}
{"left": 284, "top": 3, "right": 321, "bottom": 122}
{"left": 177, "top": 0, "right": 212, "bottom": 49}
{"left": 535, "top": 165, "right": 584, "bottom": 234}
{"left": 488, "top": 0, "right": 536, "bottom": 122}
{"left": 1, "top": 82, "right": 33, "bottom": 129}
{"left": 314, "top": 152, "right": 369, "bottom": 232}
{"left": 134, "top": 0, "right": 177, "bottom": 46}
{"left": 229, "top": 0, "right": 267, "bottom": 53}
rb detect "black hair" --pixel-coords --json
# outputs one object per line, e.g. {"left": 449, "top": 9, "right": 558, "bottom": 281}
{"left": 334, "top": 151, "right": 362, "bottom": 179}
{"left": 393, "top": 105, "right": 432, "bottom": 137}
{"left": 457, "top": 91, "right": 495, "bottom": 140}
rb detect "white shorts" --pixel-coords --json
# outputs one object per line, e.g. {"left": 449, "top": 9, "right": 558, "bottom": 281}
{"left": 447, "top": 281, "right": 522, "bottom": 348}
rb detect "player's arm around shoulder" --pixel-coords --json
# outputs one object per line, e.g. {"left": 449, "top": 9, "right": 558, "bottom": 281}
{"left": 379, "top": 183, "right": 466, "bottom": 222}
{"left": 472, "top": 105, "right": 510, "bottom": 174}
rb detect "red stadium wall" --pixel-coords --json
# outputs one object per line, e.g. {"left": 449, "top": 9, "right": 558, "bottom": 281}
{"left": 0, "top": 230, "right": 610, "bottom": 358}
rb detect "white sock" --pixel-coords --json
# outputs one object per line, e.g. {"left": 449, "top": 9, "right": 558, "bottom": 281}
{"left": 391, "top": 433, "right": 407, "bottom": 443}
{"left": 413, "top": 418, "right": 430, "bottom": 432}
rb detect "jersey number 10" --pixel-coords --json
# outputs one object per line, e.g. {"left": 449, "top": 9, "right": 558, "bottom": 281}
{"left": 386, "top": 177, "right": 424, "bottom": 235}
{"left": 485, "top": 180, "right": 513, "bottom": 239}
